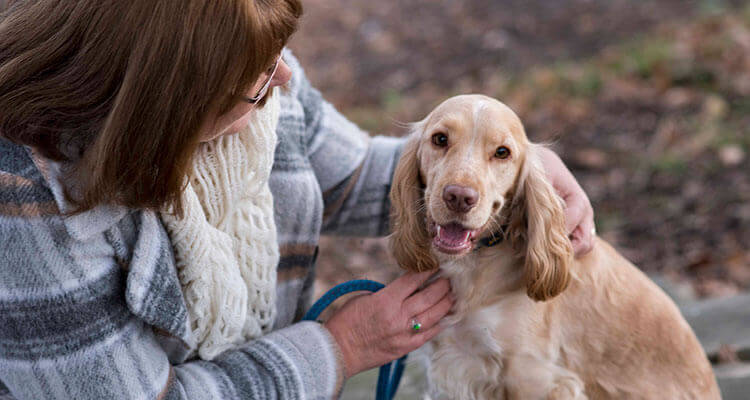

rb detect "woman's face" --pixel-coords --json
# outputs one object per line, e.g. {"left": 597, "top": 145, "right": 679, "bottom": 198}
{"left": 199, "top": 57, "right": 292, "bottom": 142}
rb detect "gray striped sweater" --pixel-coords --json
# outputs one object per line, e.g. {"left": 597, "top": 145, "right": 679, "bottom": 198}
{"left": 0, "top": 51, "right": 405, "bottom": 400}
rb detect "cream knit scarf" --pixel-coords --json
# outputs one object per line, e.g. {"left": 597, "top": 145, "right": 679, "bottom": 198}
{"left": 160, "top": 92, "right": 280, "bottom": 360}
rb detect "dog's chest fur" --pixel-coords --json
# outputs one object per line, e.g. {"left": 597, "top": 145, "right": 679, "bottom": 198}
{"left": 427, "top": 249, "right": 536, "bottom": 399}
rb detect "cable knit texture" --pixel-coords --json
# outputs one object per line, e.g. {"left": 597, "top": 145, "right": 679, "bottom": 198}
{"left": 160, "top": 91, "right": 281, "bottom": 360}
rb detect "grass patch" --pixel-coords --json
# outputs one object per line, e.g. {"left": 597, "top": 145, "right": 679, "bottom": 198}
{"left": 709, "top": 120, "right": 750, "bottom": 152}
{"left": 574, "top": 66, "right": 604, "bottom": 97}
{"left": 555, "top": 63, "right": 604, "bottom": 97}
{"left": 614, "top": 39, "right": 675, "bottom": 79}
{"left": 651, "top": 154, "right": 689, "bottom": 174}
{"left": 699, "top": 0, "right": 730, "bottom": 16}
{"left": 347, "top": 107, "right": 389, "bottom": 133}
{"left": 380, "top": 89, "right": 403, "bottom": 112}
{"left": 595, "top": 209, "right": 625, "bottom": 233}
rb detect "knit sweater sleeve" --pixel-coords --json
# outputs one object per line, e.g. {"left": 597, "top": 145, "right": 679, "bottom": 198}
{"left": 283, "top": 51, "right": 407, "bottom": 237}
{"left": 0, "top": 209, "right": 344, "bottom": 400}
{"left": 173, "top": 322, "right": 344, "bottom": 400}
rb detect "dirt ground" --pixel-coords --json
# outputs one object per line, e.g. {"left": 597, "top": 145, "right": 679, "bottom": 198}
{"left": 289, "top": 0, "right": 750, "bottom": 299}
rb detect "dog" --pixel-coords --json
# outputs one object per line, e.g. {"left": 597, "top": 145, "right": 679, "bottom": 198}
{"left": 388, "top": 95, "right": 720, "bottom": 399}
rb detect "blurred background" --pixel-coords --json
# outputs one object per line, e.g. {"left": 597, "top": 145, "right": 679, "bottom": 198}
{"left": 289, "top": 0, "right": 750, "bottom": 397}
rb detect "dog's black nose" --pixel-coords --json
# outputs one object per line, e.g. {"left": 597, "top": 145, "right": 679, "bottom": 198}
{"left": 443, "top": 185, "right": 478, "bottom": 213}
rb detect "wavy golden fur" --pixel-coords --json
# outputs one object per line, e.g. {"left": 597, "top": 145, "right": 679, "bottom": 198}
{"left": 390, "top": 133, "right": 438, "bottom": 273}
{"left": 505, "top": 144, "right": 572, "bottom": 301}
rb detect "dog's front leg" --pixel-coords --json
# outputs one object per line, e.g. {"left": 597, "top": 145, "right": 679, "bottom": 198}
{"left": 502, "top": 355, "right": 587, "bottom": 400}
{"left": 426, "top": 350, "right": 506, "bottom": 400}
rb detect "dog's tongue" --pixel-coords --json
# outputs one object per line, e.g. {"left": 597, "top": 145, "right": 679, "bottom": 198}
{"left": 436, "top": 222, "right": 472, "bottom": 248}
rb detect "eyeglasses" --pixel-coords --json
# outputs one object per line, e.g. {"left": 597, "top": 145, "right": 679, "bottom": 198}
{"left": 243, "top": 51, "right": 284, "bottom": 104}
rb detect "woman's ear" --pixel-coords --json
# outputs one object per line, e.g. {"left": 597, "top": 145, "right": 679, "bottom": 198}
{"left": 389, "top": 131, "right": 438, "bottom": 272}
{"left": 507, "top": 144, "right": 573, "bottom": 301}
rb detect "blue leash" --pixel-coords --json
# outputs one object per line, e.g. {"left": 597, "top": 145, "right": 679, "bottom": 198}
{"left": 302, "top": 280, "right": 408, "bottom": 400}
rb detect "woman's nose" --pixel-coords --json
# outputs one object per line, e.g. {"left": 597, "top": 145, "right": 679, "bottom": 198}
{"left": 270, "top": 60, "right": 292, "bottom": 88}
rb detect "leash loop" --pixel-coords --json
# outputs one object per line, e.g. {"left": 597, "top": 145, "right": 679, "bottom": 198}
{"left": 303, "top": 279, "right": 408, "bottom": 400}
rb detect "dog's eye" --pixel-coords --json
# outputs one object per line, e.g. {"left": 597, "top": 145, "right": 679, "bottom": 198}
{"left": 431, "top": 133, "right": 449, "bottom": 147}
{"left": 495, "top": 146, "right": 511, "bottom": 159}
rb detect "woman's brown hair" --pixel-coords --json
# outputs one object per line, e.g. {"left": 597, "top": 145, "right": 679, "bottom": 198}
{"left": 0, "top": 0, "right": 302, "bottom": 215}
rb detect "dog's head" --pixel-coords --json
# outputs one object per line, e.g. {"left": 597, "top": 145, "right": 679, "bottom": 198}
{"left": 389, "top": 94, "right": 572, "bottom": 301}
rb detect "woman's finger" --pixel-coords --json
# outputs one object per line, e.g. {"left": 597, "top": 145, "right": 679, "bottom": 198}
{"left": 410, "top": 292, "right": 453, "bottom": 332}
{"left": 402, "top": 278, "right": 451, "bottom": 317}
{"left": 383, "top": 270, "right": 438, "bottom": 301}
{"left": 572, "top": 211, "right": 595, "bottom": 258}
{"left": 563, "top": 200, "right": 586, "bottom": 235}
{"left": 406, "top": 316, "right": 449, "bottom": 350}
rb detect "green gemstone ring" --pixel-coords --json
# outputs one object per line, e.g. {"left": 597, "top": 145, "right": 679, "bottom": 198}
{"left": 411, "top": 319, "right": 422, "bottom": 332}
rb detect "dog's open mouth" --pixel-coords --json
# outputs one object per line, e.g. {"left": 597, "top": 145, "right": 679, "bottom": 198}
{"left": 431, "top": 221, "right": 480, "bottom": 254}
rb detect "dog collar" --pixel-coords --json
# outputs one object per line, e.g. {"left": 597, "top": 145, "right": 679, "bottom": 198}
{"left": 474, "top": 227, "right": 507, "bottom": 251}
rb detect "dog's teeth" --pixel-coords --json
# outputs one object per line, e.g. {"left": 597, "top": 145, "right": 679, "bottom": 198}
{"left": 464, "top": 231, "right": 471, "bottom": 241}
{"left": 437, "top": 225, "right": 442, "bottom": 236}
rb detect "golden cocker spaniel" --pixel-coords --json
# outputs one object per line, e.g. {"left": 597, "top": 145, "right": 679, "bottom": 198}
{"left": 389, "top": 95, "right": 719, "bottom": 399}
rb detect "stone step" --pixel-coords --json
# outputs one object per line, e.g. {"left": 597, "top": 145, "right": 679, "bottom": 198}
{"left": 681, "top": 293, "right": 750, "bottom": 358}
{"left": 679, "top": 294, "right": 750, "bottom": 400}
{"left": 714, "top": 363, "right": 750, "bottom": 400}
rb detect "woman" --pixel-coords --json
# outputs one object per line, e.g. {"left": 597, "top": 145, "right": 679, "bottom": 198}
{"left": 0, "top": 1, "right": 594, "bottom": 399}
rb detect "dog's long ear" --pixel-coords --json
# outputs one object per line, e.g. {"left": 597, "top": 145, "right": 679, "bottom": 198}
{"left": 389, "top": 132, "right": 438, "bottom": 272}
{"left": 507, "top": 144, "right": 573, "bottom": 301}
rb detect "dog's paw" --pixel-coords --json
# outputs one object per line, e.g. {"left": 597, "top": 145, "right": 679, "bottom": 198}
{"left": 545, "top": 376, "right": 587, "bottom": 400}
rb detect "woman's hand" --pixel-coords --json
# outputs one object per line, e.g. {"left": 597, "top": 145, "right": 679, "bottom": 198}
{"left": 538, "top": 147, "right": 595, "bottom": 257}
{"left": 324, "top": 271, "right": 454, "bottom": 378}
